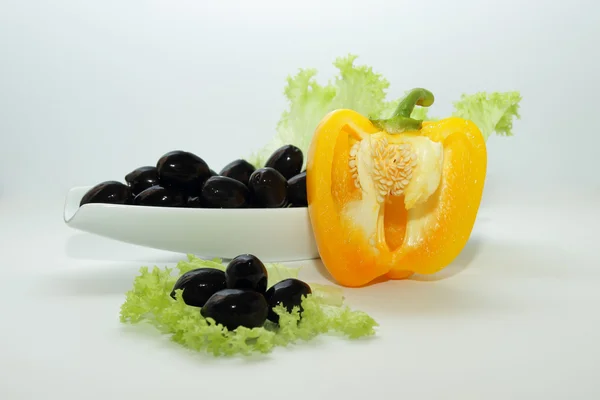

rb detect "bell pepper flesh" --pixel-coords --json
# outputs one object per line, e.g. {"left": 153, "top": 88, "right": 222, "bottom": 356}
{"left": 387, "top": 117, "right": 487, "bottom": 278}
{"left": 306, "top": 89, "right": 487, "bottom": 287}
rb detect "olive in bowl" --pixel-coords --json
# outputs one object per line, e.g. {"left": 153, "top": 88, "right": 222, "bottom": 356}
{"left": 201, "top": 176, "right": 250, "bottom": 208}
{"left": 80, "top": 181, "right": 132, "bottom": 206}
{"left": 287, "top": 171, "right": 307, "bottom": 207}
{"left": 219, "top": 159, "right": 256, "bottom": 187}
{"left": 265, "top": 145, "right": 303, "bottom": 180}
{"left": 125, "top": 166, "right": 160, "bottom": 196}
{"left": 248, "top": 167, "right": 288, "bottom": 208}
{"left": 156, "top": 150, "right": 211, "bottom": 193}
{"left": 133, "top": 186, "right": 186, "bottom": 207}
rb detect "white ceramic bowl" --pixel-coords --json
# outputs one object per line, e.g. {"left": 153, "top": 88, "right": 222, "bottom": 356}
{"left": 63, "top": 186, "right": 319, "bottom": 262}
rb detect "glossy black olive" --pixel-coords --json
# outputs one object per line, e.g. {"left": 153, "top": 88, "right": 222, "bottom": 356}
{"left": 265, "top": 145, "right": 303, "bottom": 180}
{"left": 201, "top": 289, "right": 269, "bottom": 330}
{"left": 201, "top": 176, "right": 250, "bottom": 208}
{"left": 264, "top": 278, "right": 312, "bottom": 323}
{"left": 133, "top": 185, "right": 186, "bottom": 207}
{"left": 219, "top": 159, "right": 255, "bottom": 186}
{"left": 186, "top": 195, "right": 203, "bottom": 208}
{"left": 287, "top": 172, "right": 307, "bottom": 207}
{"left": 156, "top": 150, "right": 211, "bottom": 193}
{"left": 225, "top": 254, "right": 268, "bottom": 293}
{"left": 125, "top": 166, "right": 159, "bottom": 196}
{"left": 170, "top": 268, "right": 227, "bottom": 307}
{"left": 80, "top": 181, "right": 132, "bottom": 206}
{"left": 248, "top": 167, "right": 288, "bottom": 208}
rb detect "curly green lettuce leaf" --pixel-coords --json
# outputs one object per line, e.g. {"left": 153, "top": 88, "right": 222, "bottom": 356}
{"left": 248, "top": 54, "right": 392, "bottom": 168}
{"left": 305, "top": 282, "right": 344, "bottom": 307}
{"left": 119, "top": 256, "right": 377, "bottom": 356}
{"left": 176, "top": 255, "right": 226, "bottom": 274}
{"left": 263, "top": 262, "right": 300, "bottom": 288}
{"left": 452, "top": 91, "right": 522, "bottom": 140}
{"left": 327, "top": 55, "right": 390, "bottom": 115}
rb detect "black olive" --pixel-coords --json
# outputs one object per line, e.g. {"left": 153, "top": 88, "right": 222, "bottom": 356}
{"left": 133, "top": 185, "right": 186, "bottom": 207}
{"left": 265, "top": 145, "right": 303, "bottom": 180}
{"left": 225, "top": 254, "right": 268, "bottom": 293}
{"left": 80, "top": 181, "right": 132, "bottom": 206}
{"left": 219, "top": 159, "right": 256, "bottom": 186}
{"left": 170, "top": 268, "right": 227, "bottom": 307}
{"left": 201, "top": 289, "right": 269, "bottom": 330}
{"left": 287, "top": 171, "right": 307, "bottom": 207}
{"left": 124, "top": 166, "right": 159, "bottom": 196}
{"left": 209, "top": 169, "right": 218, "bottom": 177}
{"left": 186, "top": 195, "right": 203, "bottom": 208}
{"left": 201, "top": 176, "right": 250, "bottom": 208}
{"left": 156, "top": 150, "right": 211, "bottom": 194}
{"left": 264, "top": 278, "right": 312, "bottom": 323}
{"left": 248, "top": 167, "right": 287, "bottom": 208}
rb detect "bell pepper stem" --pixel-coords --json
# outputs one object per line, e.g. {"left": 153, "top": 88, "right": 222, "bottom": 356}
{"left": 370, "top": 88, "right": 434, "bottom": 134}
{"left": 393, "top": 88, "right": 435, "bottom": 118}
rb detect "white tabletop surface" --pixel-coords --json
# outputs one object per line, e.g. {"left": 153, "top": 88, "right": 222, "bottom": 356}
{"left": 2, "top": 0, "right": 600, "bottom": 398}
{"left": 1, "top": 186, "right": 599, "bottom": 400}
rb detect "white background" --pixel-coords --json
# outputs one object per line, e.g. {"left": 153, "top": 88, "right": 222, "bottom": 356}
{"left": 1, "top": 1, "right": 600, "bottom": 399}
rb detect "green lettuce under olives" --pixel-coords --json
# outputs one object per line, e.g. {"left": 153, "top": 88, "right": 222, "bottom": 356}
{"left": 119, "top": 255, "right": 378, "bottom": 356}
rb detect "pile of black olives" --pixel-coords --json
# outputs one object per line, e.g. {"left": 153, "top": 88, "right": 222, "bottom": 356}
{"left": 79, "top": 145, "right": 308, "bottom": 209}
{"left": 170, "top": 254, "right": 312, "bottom": 330}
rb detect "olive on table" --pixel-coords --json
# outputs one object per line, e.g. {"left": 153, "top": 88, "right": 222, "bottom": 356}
{"left": 133, "top": 185, "right": 186, "bottom": 207}
{"left": 125, "top": 166, "right": 159, "bottom": 196}
{"left": 287, "top": 171, "right": 307, "bottom": 207}
{"left": 201, "top": 176, "right": 250, "bottom": 208}
{"left": 225, "top": 254, "right": 268, "bottom": 293}
{"left": 201, "top": 289, "right": 269, "bottom": 330}
{"left": 170, "top": 268, "right": 227, "bottom": 307}
{"left": 219, "top": 159, "right": 255, "bottom": 186}
{"left": 265, "top": 145, "right": 303, "bottom": 180}
{"left": 264, "top": 278, "right": 312, "bottom": 323}
{"left": 156, "top": 150, "right": 211, "bottom": 193}
{"left": 80, "top": 181, "right": 132, "bottom": 206}
{"left": 248, "top": 167, "right": 287, "bottom": 208}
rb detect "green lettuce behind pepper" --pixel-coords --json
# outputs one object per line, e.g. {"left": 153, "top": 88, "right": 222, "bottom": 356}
{"left": 248, "top": 54, "right": 521, "bottom": 167}
{"left": 452, "top": 91, "right": 522, "bottom": 139}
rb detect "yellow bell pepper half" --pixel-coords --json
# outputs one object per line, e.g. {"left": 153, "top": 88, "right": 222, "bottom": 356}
{"left": 306, "top": 89, "right": 487, "bottom": 287}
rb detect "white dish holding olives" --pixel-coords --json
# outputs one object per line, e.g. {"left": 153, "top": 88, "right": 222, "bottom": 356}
{"left": 63, "top": 146, "right": 319, "bottom": 262}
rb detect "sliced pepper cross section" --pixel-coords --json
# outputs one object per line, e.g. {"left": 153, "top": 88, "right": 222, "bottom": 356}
{"left": 306, "top": 89, "right": 487, "bottom": 287}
